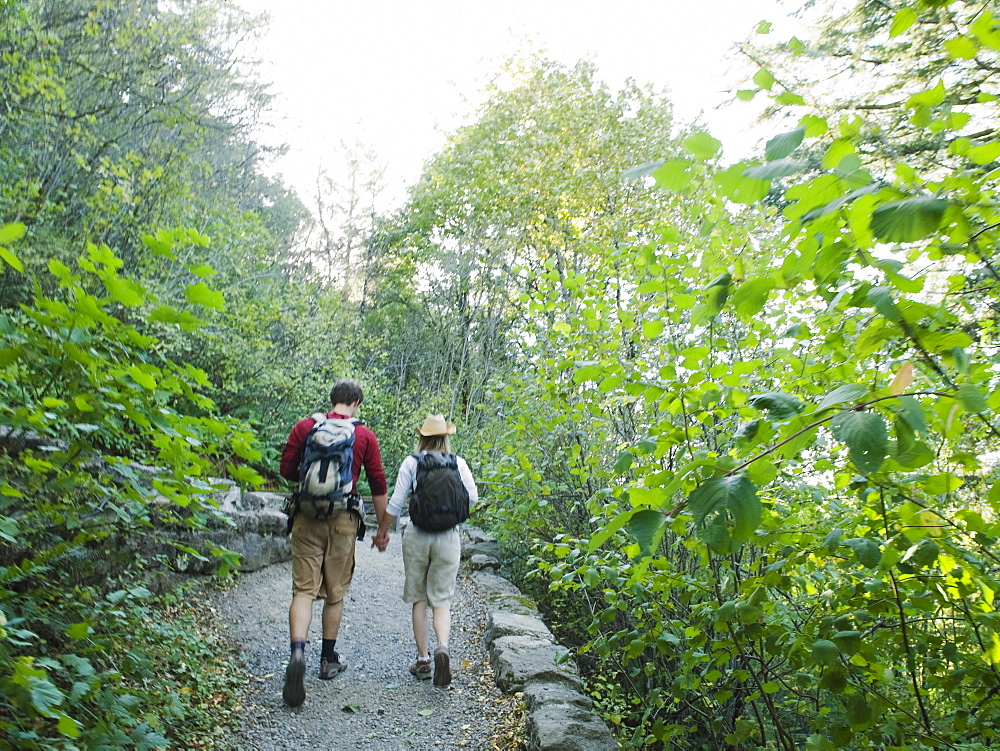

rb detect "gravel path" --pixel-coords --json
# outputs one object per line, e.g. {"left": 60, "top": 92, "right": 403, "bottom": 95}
{"left": 216, "top": 528, "right": 525, "bottom": 750}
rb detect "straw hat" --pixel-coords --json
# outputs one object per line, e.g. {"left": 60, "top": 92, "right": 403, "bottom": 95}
{"left": 415, "top": 414, "right": 457, "bottom": 436}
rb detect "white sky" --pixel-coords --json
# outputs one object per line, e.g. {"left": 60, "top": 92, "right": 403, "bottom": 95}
{"left": 234, "top": 0, "right": 803, "bottom": 210}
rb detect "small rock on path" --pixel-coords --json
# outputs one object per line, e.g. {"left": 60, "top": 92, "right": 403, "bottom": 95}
{"left": 216, "top": 530, "right": 525, "bottom": 750}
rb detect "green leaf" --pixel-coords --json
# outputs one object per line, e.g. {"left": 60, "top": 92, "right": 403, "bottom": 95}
{"left": 832, "top": 630, "right": 862, "bottom": 654}
{"left": 734, "top": 419, "right": 760, "bottom": 444}
{"left": 713, "top": 163, "right": 771, "bottom": 204}
{"left": 967, "top": 142, "right": 1000, "bottom": 165}
{"left": 846, "top": 694, "right": 874, "bottom": 727}
{"left": 945, "top": 37, "right": 978, "bottom": 59}
{"left": 732, "top": 276, "right": 774, "bottom": 317}
{"left": 903, "top": 539, "right": 939, "bottom": 567}
{"left": 653, "top": 159, "right": 693, "bottom": 191}
{"left": 867, "top": 287, "right": 900, "bottom": 322}
{"left": 128, "top": 366, "right": 157, "bottom": 391}
{"left": 844, "top": 538, "right": 882, "bottom": 567}
{"left": 343, "top": 704, "right": 363, "bottom": 713}
{"left": 0, "top": 246, "right": 23, "bottom": 272}
{"left": 801, "top": 114, "right": 828, "bottom": 137}
{"left": 907, "top": 79, "right": 946, "bottom": 109}
{"left": 753, "top": 68, "right": 775, "bottom": 90}
{"left": 816, "top": 384, "right": 868, "bottom": 412}
{"left": 611, "top": 451, "right": 634, "bottom": 475}
{"left": 186, "top": 263, "right": 217, "bottom": 279}
{"left": 0, "top": 222, "right": 27, "bottom": 245}
{"left": 870, "top": 198, "right": 948, "bottom": 243}
{"left": 30, "top": 679, "right": 65, "bottom": 715}
{"left": 895, "top": 396, "right": 928, "bottom": 433}
{"left": 106, "top": 277, "right": 145, "bottom": 307}
{"left": 682, "top": 131, "right": 722, "bottom": 161}
{"left": 765, "top": 127, "right": 806, "bottom": 160}
{"left": 623, "top": 161, "right": 664, "bottom": 180}
{"left": 748, "top": 392, "right": 803, "bottom": 419}
{"left": 890, "top": 7, "right": 918, "bottom": 37}
{"left": 775, "top": 92, "right": 805, "bottom": 106}
{"left": 636, "top": 437, "right": 658, "bottom": 455}
{"left": 743, "top": 159, "right": 809, "bottom": 180}
{"left": 830, "top": 411, "right": 889, "bottom": 474}
{"left": 184, "top": 282, "right": 225, "bottom": 309}
{"left": 811, "top": 639, "right": 840, "bottom": 666}
{"left": 957, "top": 384, "right": 989, "bottom": 413}
{"left": 66, "top": 621, "right": 93, "bottom": 639}
{"left": 417, "top": 708, "right": 435, "bottom": 716}
{"left": 55, "top": 711, "right": 81, "bottom": 738}
{"left": 642, "top": 319, "right": 664, "bottom": 339}
{"left": 896, "top": 439, "right": 934, "bottom": 468}
{"left": 628, "top": 509, "right": 667, "bottom": 554}
{"left": 714, "top": 601, "right": 736, "bottom": 623}
{"left": 688, "top": 475, "right": 761, "bottom": 543}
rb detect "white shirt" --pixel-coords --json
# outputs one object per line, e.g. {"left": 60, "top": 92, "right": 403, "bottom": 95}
{"left": 386, "top": 452, "right": 478, "bottom": 519}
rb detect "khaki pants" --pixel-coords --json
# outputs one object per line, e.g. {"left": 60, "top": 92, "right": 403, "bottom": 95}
{"left": 401, "top": 524, "right": 461, "bottom": 607}
{"left": 291, "top": 510, "right": 360, "bottom": 602}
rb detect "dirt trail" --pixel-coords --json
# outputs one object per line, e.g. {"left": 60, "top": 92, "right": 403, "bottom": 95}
{"left": 215, "top": 532, "right": 524, "bottom": 750}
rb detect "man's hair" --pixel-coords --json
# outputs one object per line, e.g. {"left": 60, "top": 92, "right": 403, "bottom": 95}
{"left": 329, "top": 379, "right": 363, "bottom": 407}
{"left": 416, "top": 434, "right": 450, "bottom": 453}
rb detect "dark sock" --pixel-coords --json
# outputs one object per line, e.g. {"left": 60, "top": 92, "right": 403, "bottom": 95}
{"left": 290, "top": 640, "right": 305, "bottom": 656}
{"left": 321, "top": 639, "right": 337, "bottom": 661}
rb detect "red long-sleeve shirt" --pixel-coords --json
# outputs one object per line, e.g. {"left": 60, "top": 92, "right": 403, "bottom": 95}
{"left": 279, "top": 412, "right": 388, "bottom": 496}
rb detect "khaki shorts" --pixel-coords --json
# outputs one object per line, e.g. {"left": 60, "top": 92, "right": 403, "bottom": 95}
{"left": 401, "top": 524, "right": 461, "bottom": 608}
{"left": 291, "top": 510, "right": 360, "bottom": 602}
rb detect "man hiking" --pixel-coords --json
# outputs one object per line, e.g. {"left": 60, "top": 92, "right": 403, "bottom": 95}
{"left": 278, "top": 379, "right": 388, "bottom": 707}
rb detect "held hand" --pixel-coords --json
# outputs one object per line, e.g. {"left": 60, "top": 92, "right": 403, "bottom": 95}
{"left": 371, "top": 531, "right": 389, "bottom": 552}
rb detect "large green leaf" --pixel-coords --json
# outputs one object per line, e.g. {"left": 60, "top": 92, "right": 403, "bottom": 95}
{"left": 628, "top": 509, "right": 668, "bottom": 555}
{"left": 957, "top": 384, "right": 989, "bottom": 413}
{"left": 653, "top": 159, "right": 693, "bottom": 191}
{"left": 184, "top": 282, "right": 225, "bottom": 309}
{"left": 816, "top": 384, "right": 868, "bottom": 412}
{"left": 0, "top": 247, "right": 23, "bottom": 272}
{"left": 765, "top": 127, "right": 806, "bottom": 160}
{"left": 811, "top": 639, "right": 840, "bottom": 666}
{"left": 688, "top": 475, "right": 761, "bottom": 543}
{"left": 748, "top": 392, "right": 804, "bottom": 419}
{"left": 843, "top": 537, "right": 882, "bottom": 567}
{"left": 830, "top": 411, "right": 889, "bottom": 473}
{"left": 622, "top": 161, "right": 664, "bottom": 180}
{"left": 29, "top": 678, "right": 65, "bottom": 715}
{"left": 869, "top": 198, "right": 948, "bottom": 242}
{"left": 867, "top": 286, "right": 900, "bottom": 322}
{"left": 743, "top": 159, "right": 809, "bottom": 180}
{"left": 714, "top": 163, "right": 771, "bottom": 204}
{"left": 682, "top": 131, "right": 722, "bottom": 160}
{"left": 731, "top": 276, "right": 774, "bottom": 317}
{"left": 0, "top": 222, "right": 27, "bottom": 246}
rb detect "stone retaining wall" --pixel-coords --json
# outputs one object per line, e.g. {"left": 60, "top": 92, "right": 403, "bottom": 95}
{"left": 461, "top": 526, "right": 619, "bottom": 751}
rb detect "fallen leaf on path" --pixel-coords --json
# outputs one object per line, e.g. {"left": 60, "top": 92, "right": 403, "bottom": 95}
{"left": 417, "top": 708, "right": 434, "bottom": 716}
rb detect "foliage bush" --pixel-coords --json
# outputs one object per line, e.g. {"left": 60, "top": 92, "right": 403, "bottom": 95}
{"left": 0, "top": 226, "right": 261, "bottom": 746}
{"left": 468, "top": 5, "right": 1000, "bottom": 749}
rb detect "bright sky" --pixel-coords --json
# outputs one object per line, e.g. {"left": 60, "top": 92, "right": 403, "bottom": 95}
{"left": 235, "top": 0, "right": 802, "bottom": 210}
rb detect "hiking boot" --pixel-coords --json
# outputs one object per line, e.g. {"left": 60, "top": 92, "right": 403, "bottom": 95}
{"left": 319, "top": 652, "right": 347, "bottom": 680}
{"left": 433, "top": 646, "right": 451, "bottom": 686}
{"left": 282, "top": 649, "right": 306, "bottom": 707}
{"left": 409, "top": 657, "right": 432, "bottom": 680}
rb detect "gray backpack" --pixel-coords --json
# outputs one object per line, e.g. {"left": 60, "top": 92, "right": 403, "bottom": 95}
{"left": 295, "top": 414, "right": 360, "bottom": 520}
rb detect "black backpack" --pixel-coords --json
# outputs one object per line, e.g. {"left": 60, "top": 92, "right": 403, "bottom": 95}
{"left": 409, "top": 451, "right": 470, "bottom": 532}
